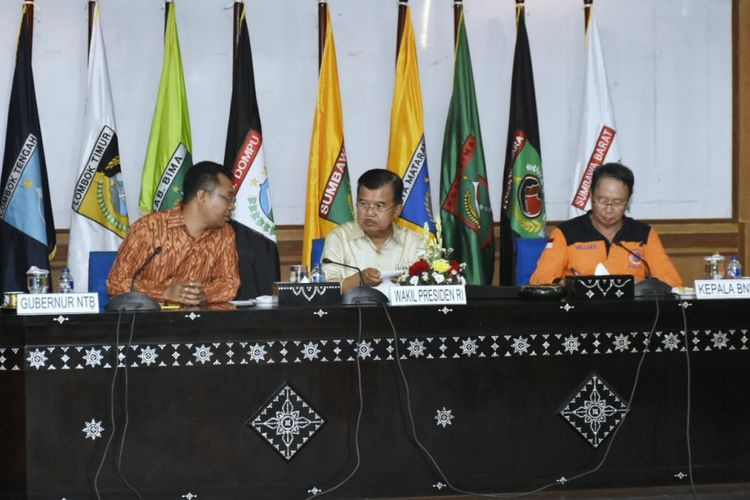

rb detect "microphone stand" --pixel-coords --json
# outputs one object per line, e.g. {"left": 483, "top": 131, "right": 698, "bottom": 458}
{"left": 613, "top": 241, "right": 672, "bottom": 297}
{"left": 105, "top": 247, "right": 163, "bottom": 312}
{"left": 322, "top": 258, "right": 388, "bottom": 304}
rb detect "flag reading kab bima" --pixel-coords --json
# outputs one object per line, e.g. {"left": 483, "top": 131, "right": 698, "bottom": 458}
{"left": 139, "top": 2, "right": 192, "bottom": 213}
{"left": 68, "top": 2, "right": 130, "bottom": 291}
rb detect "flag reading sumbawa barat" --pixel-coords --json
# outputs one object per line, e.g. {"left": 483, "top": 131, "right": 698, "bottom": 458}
{"left": 440, "top": 9, "right": 494, "bottom": 285}
{"left": 139, "top": 1, "right": 193, "bottom": 213}
{"left": 68, "top": 2, "right": 130, "bottom": 291}
{"left": 0, "top": 3, "right": 56, "bottom": 294}
{"left": 568, "top": 5, "right": 620, "bottom": 218}
{"left": 225, "top": 1, "right": 275, "bottom": 241}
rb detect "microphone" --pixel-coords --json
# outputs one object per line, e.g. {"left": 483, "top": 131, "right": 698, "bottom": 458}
{"left": 613, "top": 241, "right": 672, "bottom": 297}
{"left": 322, "top": 258, "right": 388, "bottom": 304}
{"left": 105, "top": 246, "right": 163, "bottom": 312}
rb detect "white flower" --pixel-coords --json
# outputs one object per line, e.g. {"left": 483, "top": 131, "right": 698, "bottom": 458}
{"left": 433, "top": 273, "right": 445, "bottom": 284}
{"left": 409, "top": 275, "right": 419, "bottom": 286}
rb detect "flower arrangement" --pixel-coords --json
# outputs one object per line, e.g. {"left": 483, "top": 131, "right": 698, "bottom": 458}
{"left": 396, "top": 219, "right": 466, "bottom": 286}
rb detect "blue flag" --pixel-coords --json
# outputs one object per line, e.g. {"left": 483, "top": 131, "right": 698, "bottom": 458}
{"left": 0, "top": 6, "right": 56, "bottom": 293}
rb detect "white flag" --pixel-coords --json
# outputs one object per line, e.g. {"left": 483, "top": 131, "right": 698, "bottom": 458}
{"left": 68, "top": 2, "right": 129, "bottom": 291}
{"left": 569, "top": 11, "right": 621, "bottom": 218}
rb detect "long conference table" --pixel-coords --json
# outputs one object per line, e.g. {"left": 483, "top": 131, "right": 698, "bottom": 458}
{"left": 2, "top": 293, "right": 750, "bottom": 499}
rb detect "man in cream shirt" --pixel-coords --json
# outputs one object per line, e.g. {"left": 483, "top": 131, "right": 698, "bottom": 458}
{"left": 321, "top": 169, "right": 424, "bottom": 293}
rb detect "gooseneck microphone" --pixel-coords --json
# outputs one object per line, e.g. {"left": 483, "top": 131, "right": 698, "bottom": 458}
{"left": 105, "top": 246, "right": 163, "bottom": 312}
{"left": 613, "top": 241, "right": 671, "bottom": 297}
{"left": 322, "top": 258, "right": 388, "bottom": 304}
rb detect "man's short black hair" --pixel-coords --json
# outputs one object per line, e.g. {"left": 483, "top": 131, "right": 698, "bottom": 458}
{"left": 591, "top": 162, "right": 635, "bottom": 198}
{"left": 357, "top": 169, "right": 403, "bottom": 204}
{"left": 182, "top": 161, "right": 229, "bottom": 203}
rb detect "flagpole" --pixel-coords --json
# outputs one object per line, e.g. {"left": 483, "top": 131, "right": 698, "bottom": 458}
{"left": 23, "top": 0, "right": 34, "bottom": 55}
{"left": 164, "top": 1, "right": 170, "bottom": 33}
{"left": 396, "top": 0, "right": 407, "bottom": 59}
{"left": 453, "top": 0, "right": 462, "bottom": 45}
{"left": 87, "top": 1, "right": 95, "bottom": 53}
{"left": 318, "top": 0, "right": 326, "bottom": 69}
{"left": 584, "top": 0, "right": 593, "bottom": 30}
{"left": 515, "top": 0, "right": 524, "bottom": 25}
{"left": 233, "top": 1, "right": 242, "bottom": 58}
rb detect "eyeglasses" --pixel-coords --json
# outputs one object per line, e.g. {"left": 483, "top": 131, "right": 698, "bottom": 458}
{"left": 207, "top": 191, "right": 237, "bottom": 204}
{"left": 356, "top": 200, "right": 398, "bottom": 214}
{"left": 593, "top": 197, "right": 628, "bottom": 209}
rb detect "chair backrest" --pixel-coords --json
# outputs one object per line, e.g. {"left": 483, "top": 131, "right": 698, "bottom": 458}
{"left": 88, "top": 251, "right": 118, "bottom": 310}
{"left": 311, "top": 238, "right": 325, "bottom": 268}
{"left": 514, "top": 237, "right": 548, "bottom": 286}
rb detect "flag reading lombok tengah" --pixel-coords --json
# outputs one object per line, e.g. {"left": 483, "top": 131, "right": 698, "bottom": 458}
{"left": 440, "top": 8, "right": 494, "bottom": 285}
{"left": 0, "top": 4, "right": 56, "bottom": 294}
{"left": 386, "top": 3, "right": 435, "bottom": 235}
{"left": 224, "top": 1, "right": 280, "bottom": 298}
{"left": 569, "top": 3, "right": 620, "bottom": 218}
{"left": 302, "top": 1, "right": 354, "bottom": 269}
{"left": 499, "top": 1, "right": 546, "bottom": 285}
{"left": 68, "top": 2, "right": 130, "bottom": 291}
{"left": 139, "top": 1, "right": 192, "bottom": 213}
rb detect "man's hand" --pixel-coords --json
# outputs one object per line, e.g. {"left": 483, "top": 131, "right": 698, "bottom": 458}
{"left": 341, "top": 267, "right": 382, "bottom": 294}
{"left": 163, "top": 281, "right": 207, "bottom": 305}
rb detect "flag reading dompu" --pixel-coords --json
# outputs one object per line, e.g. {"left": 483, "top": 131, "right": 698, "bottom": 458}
{"left": 0, "top": 4, "right": 56, "bottom": 294}
{"left": 139, "top": 1, "right": 192, "bottom": 213}
{"left": 440, "top": 10, "right": 494, "bottom": 285}
{"left": 499, "top": 2, "right": 546, "bottom": 285}
{"left": 302, "top": 3, "right": 354, "bottom": 268}
{"left": 68, "top": 2, "right": 130, "bottom": 291}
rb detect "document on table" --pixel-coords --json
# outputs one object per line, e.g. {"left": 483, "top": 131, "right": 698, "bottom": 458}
{"left": 374, "top": 270, "right": 405, "bottom": 295}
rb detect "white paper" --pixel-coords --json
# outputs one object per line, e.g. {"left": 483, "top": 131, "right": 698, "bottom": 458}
{"left": 374, "top": 270, "right": 405, "bottom": 295}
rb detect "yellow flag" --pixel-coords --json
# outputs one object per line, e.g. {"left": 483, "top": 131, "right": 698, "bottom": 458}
{"left": 302, "top": 5, "right": 354, "bottom": 268}
{"left": 386, "top": 6, "right": 435, "bottom": 234}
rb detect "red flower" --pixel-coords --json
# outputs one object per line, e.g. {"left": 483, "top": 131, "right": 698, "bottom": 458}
{"left": 409, "top": 259, "right": 430, "bottom": 276}
{"left": 450, "top": 260, "right": 461, "bottom": 272}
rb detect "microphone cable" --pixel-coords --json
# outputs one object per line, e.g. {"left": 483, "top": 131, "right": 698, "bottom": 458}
{"left": 377, "top": 293, "right": 665, "bottom": 498}
{"left": 679, "top": 301, "right": 697, "bottom": 495}
{"left": 306, "top": 304, "right": 365, "bottom": 500}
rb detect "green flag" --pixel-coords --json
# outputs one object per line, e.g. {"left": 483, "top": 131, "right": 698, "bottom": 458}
{"left": 499, "top": 3, "right": 546, "bottom": 285}
{"left": 440, "top": 11, "right": 494, "bottom": 285}
{"left": 139, "top": 2, "right": 192, "bottom": 213}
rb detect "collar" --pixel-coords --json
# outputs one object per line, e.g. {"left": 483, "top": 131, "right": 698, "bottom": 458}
{"left": 165, "top": 205, "right": 187, "bottom": 229}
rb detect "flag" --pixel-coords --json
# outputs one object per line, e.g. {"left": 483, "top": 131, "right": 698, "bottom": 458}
{"left": 386, "top": 4, "right": 435, "bottom": 235}
{"left": 0, "top": 5, "right": 56, "bottom": 294}
{"left": 499, "top": 3, "right": 546, "bottom": 285}
{"left": 68, "top": 2, "right": 130, "bottom": 291}
{"left": 440, "top": 11, "right": 494, "bottom": 285}
{"left": 569, "top": 6, "right": 620, "bottom": 217}
{"left": 224, "top": 1, "right": 279, "bottom": 298}
{"left": 139, "top": 1, "right": 192, "bottom": 213}
{"left": 302, "top": 3, "right": 355, "bottom": 269}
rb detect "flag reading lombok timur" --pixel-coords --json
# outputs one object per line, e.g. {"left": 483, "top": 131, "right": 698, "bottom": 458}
{"left": 499, "top": 1, "right": 545, "bottom": 285}
{"left": 302, "top": 1, "right": 354, "bottom": 268}
{"left": 569, "top": 3, "right": 620, "bottom": 218}
{"left": 139, "top": 1, "right": 192, "bottom": 213}
{"left": 224, "top": 1, "right": 280, "bottom": 298}
{"left": 0, "top": 4, "right": 56, "bottom": 294}
{"left": 68, "top": 2, "right": 130, "bottom": 291}
{"left": 386, "top": 3, "right": 435, "bottom": 235}
{"left": 440, "top": 8, "right": 494, "bottom": 285}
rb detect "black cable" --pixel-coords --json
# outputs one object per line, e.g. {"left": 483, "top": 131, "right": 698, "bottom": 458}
{"left": 379, "top": 294, "right": 663, "bottom": 498}
{"left": 307, "top": 304, "right": 365, "bottom": 499}
{"left": 679, "top": 302, "right": 697, "bottom": 496}
{"left": 93, "top": 309, "right": 123, "bottom": 500}
{"left": 116, "top": 310, "right": 144, "bottom": 500}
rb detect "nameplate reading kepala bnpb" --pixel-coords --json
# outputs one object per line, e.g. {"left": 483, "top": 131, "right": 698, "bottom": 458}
{"left": 389, "top": 285, "right": 467, "bottom": 306}
{"left": 694, "top": 279, "right": 750, "bottom": 300}
{"left": 17, "top": 293, "right": 100, "bottom": 315}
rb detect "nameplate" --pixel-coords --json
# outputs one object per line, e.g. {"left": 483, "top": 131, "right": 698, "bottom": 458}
{"left": 694, "top": 279, "right": 750, "bottom": 300}
{"left": 389, "top": 285, "right": 467, "bottom": 306}
{"left": 17, "top": 293, "right": 100, "bottom": 315}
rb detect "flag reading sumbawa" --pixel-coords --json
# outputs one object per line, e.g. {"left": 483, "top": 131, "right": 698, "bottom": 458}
{"left": 499, "top": 2, "right": 545, "bottom": 285}
{"left": 440, "top": 9, "right": 494, "bottom": 285}
{"left": 0, "top": 4, "right": 56, "bottom": 294}
{"left": 225, "top": 1, "right": 280, "bottom": 298}
{"left": 139, "top": 1, "right": 192, "bottom": 213}
{"left": 302, "top": 2, "right": 354, "bottom": 268}
{"left": 68, "top": 2, "right": 130, "bottom": 291}
{"left": 386, "top": 4, "right": 435, "bottom": 235}
{"left": 569, "top": 4, "right": 620, "bottom": 218}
